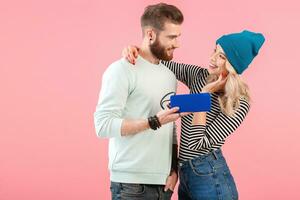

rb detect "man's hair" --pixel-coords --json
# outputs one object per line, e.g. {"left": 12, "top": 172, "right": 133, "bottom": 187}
{"left": 141, "top": 3, "right": 184, "bottom": 32}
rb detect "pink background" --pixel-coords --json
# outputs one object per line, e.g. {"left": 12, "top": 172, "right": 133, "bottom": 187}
{"left": 1, "top": 0, "right": 299, "bottom": 199}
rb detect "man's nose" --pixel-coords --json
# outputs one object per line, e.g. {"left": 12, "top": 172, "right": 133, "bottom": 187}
{"left": 173, "top": 39, "right": 180, "bottom": 48}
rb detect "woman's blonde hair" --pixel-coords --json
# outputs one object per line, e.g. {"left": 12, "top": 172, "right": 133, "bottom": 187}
{"left": 207, "top": 60, "right": 250, "bottom": 116}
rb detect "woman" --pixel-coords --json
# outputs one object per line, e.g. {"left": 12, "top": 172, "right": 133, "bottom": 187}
{"left": 123, "top": 30, "right": 265, "bottom": 200}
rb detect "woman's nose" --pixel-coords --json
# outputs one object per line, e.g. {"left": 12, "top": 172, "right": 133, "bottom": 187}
{"left": 210, "top": 53, "right": 216, "bottom": 62}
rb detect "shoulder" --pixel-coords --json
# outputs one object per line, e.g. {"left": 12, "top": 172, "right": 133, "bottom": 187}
{"left": 104, "top": 58, "right": 135, "bottom": 77}
{"left": 107, "top": 58, "right": 132, "bottom": 71}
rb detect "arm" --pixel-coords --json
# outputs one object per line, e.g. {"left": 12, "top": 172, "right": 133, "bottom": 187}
{"left": 121, "top": 45, "right": 207, "bottom": 88}
{"left": 188, "top": 100, "right": 250, "bottom": 150}
{"left": 94, "top": 63, "right": 181, "bottom": 138}
{"left": 161, "top": 60, "right": 208, "bottom": 88}
{"left": 164, "top": 123, "right": 178, "bottom": 192}
{"left": 94, "top": 62, "right": 133, "bottom": 138}
{"left": 121, "top": 108, "right": 181, "bottom": 136}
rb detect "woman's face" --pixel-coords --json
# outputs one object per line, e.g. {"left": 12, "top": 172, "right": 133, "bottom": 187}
{"left": 208, "top": 44, "right": 228, "bottom": 76}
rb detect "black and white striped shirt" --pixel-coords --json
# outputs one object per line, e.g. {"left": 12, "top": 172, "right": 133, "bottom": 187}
{"left": 162, "top": 61, "right": 250, "bottom": 161}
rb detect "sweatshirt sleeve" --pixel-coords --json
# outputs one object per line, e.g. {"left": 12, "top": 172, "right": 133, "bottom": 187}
{"left": 94, "top": 61, "right": 133, "bottom": 138}
{"left": 161, "top": 60, "right": 208, "bottom": 88}
{"left": 187, "top": 99, "right": 250, "bottom": 150}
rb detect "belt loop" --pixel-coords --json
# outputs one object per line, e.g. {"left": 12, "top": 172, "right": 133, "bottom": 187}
{"left": 212, "top": 151, "right": 218, "bottom": 160}
{"left": 188, "top": 159, "right": 193, "bottom": 168}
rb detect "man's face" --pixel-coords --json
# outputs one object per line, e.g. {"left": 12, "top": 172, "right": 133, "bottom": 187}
{"left": 150, "top": 22, "right": 181, "bottom": 61}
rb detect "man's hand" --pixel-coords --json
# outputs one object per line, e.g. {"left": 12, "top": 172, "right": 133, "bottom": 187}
{"left": 157, "top": 107, "right": 181, "bottom": 126}
{"left": 164, "top": 170, "right": 178, "bottom": 192}
{"left": 156, "top": 107, "right": 191, "bottom": 126}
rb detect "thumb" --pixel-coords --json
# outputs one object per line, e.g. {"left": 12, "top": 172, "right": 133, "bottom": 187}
{"left": 164, "top": 184, "right": 169, "bottom": 192}
{"left": 167, "top": 107, "right": 179, "bottom": 114}
{"left": 135, "top": 45, "right": 141, "bottom": 51}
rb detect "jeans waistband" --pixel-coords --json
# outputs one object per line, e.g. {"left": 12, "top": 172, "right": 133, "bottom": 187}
{"left": 179, "top": 149, "right": 223, "bottom": 167}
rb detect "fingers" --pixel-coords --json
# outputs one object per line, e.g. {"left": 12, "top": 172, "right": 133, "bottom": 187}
{"left": 157, "top": 107, "right": 180, "bottom": 124}
{"left": 180, "top": 112, "right": 191, "bottom": 117}
{"left": 219, "top": 75, "right": 228, "bottom": 86}
{"left": 164, "top": 184, "right": 175, "bottom": 192}
{"left": 128, "top": 52, "right": 136, "bottom": 65}
{"left": 167, "top": 102, "right": 171, "bottom": 109}
{"left": 164, "top": 184, "right": 168, "bottom": 191}
{"left": 164, "top": 182, "right": 173, "bottom": 192}
{"left": 123, "top": 48, "right": 134, "bottom": 64}
{"left": 129, "top": 46, "right": 139, "bottom": 59}
{"left": 166, "top": 107, "right": 179, "bottom": 115}
{"left": 164, "top": 186, "right": 170, "bottom": 192}
{"left": 217, "top": 74, "right": 223, "bottom": 82}
{"left": 133, "top": 48, "right": 139, "bottom": 58}
{"left": 168, "top": 112, "right": 181, "bottom": 122}
{"left": 129, "top": 48, "right": 138, "bottom": 64}
{"left": 135, "top": 45, "right": 141, "bottom": 52}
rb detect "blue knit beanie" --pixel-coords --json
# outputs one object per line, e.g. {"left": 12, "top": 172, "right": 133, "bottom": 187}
{"left": 216, "top": 30, "right": 265, "bottom": 74}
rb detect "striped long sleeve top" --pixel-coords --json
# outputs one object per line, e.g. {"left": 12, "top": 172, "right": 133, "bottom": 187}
{"left": 162, "top": 60, "right": 250, "bottom": 161}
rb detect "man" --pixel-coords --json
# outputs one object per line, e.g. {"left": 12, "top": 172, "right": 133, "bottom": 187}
{"left": 94, "top": 3, "right": 184, "bottom": 200}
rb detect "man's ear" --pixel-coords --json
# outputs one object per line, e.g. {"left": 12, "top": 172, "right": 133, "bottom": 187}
{"left": 145, "top": 28, "right": 157, "bottom": 43}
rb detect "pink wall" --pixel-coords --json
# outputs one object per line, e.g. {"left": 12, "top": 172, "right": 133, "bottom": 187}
{"left": 1, "top": 0, "right": 299, "bottom": 199}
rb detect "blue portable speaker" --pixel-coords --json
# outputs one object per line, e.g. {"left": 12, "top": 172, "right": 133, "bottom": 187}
{"left": 170, "top": 93, "right": 211, "bottom": 112}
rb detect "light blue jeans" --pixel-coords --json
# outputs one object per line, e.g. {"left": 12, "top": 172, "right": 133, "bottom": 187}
{"left": 178, "top": 149, "right": 239, "bottom": 200}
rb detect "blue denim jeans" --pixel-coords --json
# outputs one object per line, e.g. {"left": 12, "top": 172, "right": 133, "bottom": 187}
{"left": 110, "top": 182, "right": 173, "bottom": 200}
{"left": 178, "top": 149, "right": 239, "bottom": 200}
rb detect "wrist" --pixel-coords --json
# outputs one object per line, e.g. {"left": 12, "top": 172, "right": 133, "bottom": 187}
{"left": 201, "top": 88, "right": 209, "bottom": 93}
{"left": 192, "top": 112, "right": 206, "bottom": 125}
{"left": 170, "top": 169, "right": 178, "bottom": 176}
{"left": 148, "top": 115, "right": 161, "bottom": 130}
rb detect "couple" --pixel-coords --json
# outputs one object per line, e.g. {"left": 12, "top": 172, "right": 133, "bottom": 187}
{"left": 94, "top": 3, "right": 265, "bottom": 200}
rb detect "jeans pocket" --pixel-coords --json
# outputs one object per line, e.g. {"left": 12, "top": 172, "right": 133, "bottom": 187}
{"left": 110, "top": 182, "right": 121, "bottom": 193}
{"left": 191, "top": 160, "right": 214, "bottom": 176}
{"left": 162, "top": 189, "right": 173, "bottom": 200}
{"left": 110, "top": 182, "right": 122, "bottom": 200}
{"left": 120, "top": 183, "right": 146, "bottom": 196}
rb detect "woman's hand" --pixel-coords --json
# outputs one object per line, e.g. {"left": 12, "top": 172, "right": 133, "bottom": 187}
{"left": 122, "top": 45, "right": 140, "bottom": 65}
{"left": 193, "top": 74, "right": 227, "bottom": 125}
{"left": 202, "top": 73, "right": 227, "bottom": 93}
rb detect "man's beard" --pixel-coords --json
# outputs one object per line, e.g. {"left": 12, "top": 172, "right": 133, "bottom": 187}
{"left": 149, "top": 39, "right": 174, "bottom": 61}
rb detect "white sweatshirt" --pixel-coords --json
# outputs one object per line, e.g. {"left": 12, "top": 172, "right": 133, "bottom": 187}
{"left": 94, "top": 55, "right": 177, "bottom": 184}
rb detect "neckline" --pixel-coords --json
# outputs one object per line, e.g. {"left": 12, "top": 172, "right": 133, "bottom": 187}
{"left": 137, "top": 55, "right": 162, "bottom": 67}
